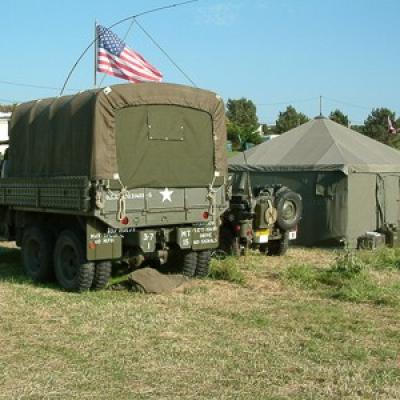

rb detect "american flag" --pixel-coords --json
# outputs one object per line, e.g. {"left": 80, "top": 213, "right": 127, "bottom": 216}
{"left": 96, "top": 25, "right": 163, "bottom": 83}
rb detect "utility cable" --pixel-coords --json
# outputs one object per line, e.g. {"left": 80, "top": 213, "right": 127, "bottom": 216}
{"left": 323, "top": 96, "right": 372, "bottom": 110}
{"left": 257, "top": 97, "right": 319, "bottom": 106}
{"left": 0, "top": 98, "right": 19, "bottom": 104}
{"left": 0, "top": 79, "right": 77, "bottom": 92}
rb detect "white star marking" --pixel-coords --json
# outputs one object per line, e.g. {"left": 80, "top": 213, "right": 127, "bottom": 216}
{"left": 160, "top": 188, "right": 173, "bottom": 203}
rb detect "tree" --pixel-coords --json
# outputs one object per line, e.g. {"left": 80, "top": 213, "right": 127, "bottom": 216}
{"left": 226, "top": 98, "right": 261, "bottom": 146}
{"left": 362, "top": 108, "right": 400, "bottom": 148}
{"left": 226, "top": 119, "right": 242, "bottom": 148}
{"left": 329, "top": 109, "right": 349, "bottom": 127}
{"left": 274, "top": 106, "right": 309, "bottom": 133}
{"left": 0, "top": 104, "right": 15, "bottom": 113}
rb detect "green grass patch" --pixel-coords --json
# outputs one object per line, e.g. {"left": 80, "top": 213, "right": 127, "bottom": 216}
{"left": 360, "top": 247, "right": 400, "bottom": 270}
{"left": 1, "top": 245, "right": 400, "bottom": 398}
{"left": 282, "top": 251, "right": 400, "bottom": 306}
{"left": 227, "top": 150, "right": 240, "bottom": 158}
{"left": 208, "top": 257, "right": 246, "bottom": 285}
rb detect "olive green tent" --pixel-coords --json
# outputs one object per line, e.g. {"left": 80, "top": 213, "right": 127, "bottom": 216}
{"left": 229, "top": 117, "right": 400, "bottom": 247}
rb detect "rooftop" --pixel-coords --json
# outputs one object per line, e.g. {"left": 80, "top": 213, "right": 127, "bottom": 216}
{"left": 0, "top": 112, "right": 11, "bottom": 120}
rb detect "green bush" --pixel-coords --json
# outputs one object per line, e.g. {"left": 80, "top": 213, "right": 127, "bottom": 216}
{"left": 332, "top": 251, "right": 365, "bottom": 275}
{"left": 281, "top": 264, "right": 319, "bottom": 289}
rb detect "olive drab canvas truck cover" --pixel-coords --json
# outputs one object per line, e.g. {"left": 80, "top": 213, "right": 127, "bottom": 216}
{"left": 2, "top": 83, "right": 228, "bottom": 270}
{"left": 8, "top": 83, "right": 227, "bottom": 185}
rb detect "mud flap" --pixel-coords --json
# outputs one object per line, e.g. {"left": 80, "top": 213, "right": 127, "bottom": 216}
{"left": 86, "top": 219, "right": 122, "bottom": 261}
{"left": 192, "top": 222, "right": 219, "bottom": 250}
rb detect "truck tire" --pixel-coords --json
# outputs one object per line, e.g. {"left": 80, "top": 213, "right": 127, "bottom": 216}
{"left": 92, "top": 261, "right": 112, "bottom": 290}
{"left": 276, "top": 191, "right": 302, "bottom": 231}
{"left": 22, "top": 226, "right": 54, "bottom": 282}
{"left": 182, "top": 251, "right": 198, "bottom": 277}
{"left": 196, "top": 250, "right": 211, "bottom": 277}
{"left": 267, "top": 232, "right": 289, "bottom": 256}
{"left": 54, "top": 230, "right": 94, "bottom": 292}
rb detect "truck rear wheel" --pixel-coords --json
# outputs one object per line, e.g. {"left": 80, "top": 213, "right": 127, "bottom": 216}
{"left": 195, "top": 250, "right": 211, "bottom": 277}
{"left": 92, "top": 261, "right": 112, "bottom": 290}
{"left": 22, "top": 226, "right": 54, "bottom": 282}
{"left": 182, "top": 251, "right": 197, "bottom": 277}
{"left": 54, "top": 230, "right": 94, "bottom": 292}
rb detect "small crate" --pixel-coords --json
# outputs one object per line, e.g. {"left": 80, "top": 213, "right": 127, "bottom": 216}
{"left": 357, "top": 232, "right": 386, "bottom": 250}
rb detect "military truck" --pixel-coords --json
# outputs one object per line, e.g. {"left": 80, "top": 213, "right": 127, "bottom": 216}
{"left": 0, "top": 83, "right": 229, "bottom": 291}
{"left": 220, "top": 172, "right": 302, "bottom": 256}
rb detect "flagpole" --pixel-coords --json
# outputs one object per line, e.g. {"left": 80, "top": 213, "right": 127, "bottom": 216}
{"left": 60, "top": 0, "right": 199, "bottom": 95}
{"left": 94, "top": 20, "right": 97, "bottom": 88}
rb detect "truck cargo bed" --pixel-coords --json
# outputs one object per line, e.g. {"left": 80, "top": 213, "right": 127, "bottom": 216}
{"left": 0, "top": 177, "right": 90, "bottom": 212}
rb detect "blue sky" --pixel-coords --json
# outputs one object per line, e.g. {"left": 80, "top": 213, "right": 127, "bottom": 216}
{"left": 1, "top": 0, "right": 400, "bottom": 125}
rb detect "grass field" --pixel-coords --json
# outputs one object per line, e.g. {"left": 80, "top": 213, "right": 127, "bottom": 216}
{"left": 1, "top": 244, "right": 400, "bottom": 399}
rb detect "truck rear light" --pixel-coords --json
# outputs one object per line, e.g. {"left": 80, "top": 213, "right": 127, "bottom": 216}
{"left": 203, "top": 211, "right": 209, "bottom": 219}
{"left": 235, "top": 224, "right": 241, "bottom": 232}
{"left": 120, "top": 216, "right": 129, "bottom": 225}
{"left": 88, "top": 241, "right": 96, "bottom": 250}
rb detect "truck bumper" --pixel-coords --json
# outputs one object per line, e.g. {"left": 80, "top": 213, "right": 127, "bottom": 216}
{"left": 86, "top": 219, "right": 218, "bottom": 261}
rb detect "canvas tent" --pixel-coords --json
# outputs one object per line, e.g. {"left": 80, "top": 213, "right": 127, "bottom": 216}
{"left": 229, "top": 117, "right": 400, "bottom": 247}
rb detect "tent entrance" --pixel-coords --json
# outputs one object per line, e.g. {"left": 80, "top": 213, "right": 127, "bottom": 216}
{"left": 377, "top": 175, "right": 400, "bottom": 228}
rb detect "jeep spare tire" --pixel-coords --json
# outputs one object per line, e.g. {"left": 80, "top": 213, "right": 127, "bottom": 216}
{"left": 276, "top": 191, "right": 302, "bottom": 231}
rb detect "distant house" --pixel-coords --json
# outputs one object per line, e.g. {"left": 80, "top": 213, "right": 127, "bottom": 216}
{"left": 0, "top": 112, "right": 11, "bottom": 157}
{"left": 257, "top": 123, "right": 280, "bottom": 142}
{"left": 262, "top": 134, "right": 280, "bottom": 142}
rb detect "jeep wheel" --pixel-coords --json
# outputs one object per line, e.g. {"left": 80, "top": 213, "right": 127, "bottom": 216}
{"left": 22, "top": 226, "right": 54, "bottom": 282}
{"left": 196, "top": 250, "right": 211, "bottom": 277}
{"left": 276, "top": 191, "right": 302, "bottom": 231}
{"left": 267, "top": 232, "right": 289, "bottom": 256}
{"left": 92, "top": 261, "right": 112, "bottom": 290}
{"left": 182, "top": 251, "right": 198, "bottom": 277}
{"left": 54, "top": 230, "right": 94, "bottom": 292}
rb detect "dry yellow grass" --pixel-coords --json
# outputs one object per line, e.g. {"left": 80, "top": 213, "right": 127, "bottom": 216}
{"left": 0, "top": 244, "right": 399, "bottom": 399}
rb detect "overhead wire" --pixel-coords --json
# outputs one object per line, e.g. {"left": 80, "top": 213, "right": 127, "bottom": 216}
{"left": 0, "top": 79, "right": 77, "bottom": 92}
{"left": 323, "top": 96, "right": 372, "bottom": 110}
{"left": 0, "top": 98, "right": 19, "bottom": 104}
{"left": 257, "top": 97, "right": 319, "bottom": 106}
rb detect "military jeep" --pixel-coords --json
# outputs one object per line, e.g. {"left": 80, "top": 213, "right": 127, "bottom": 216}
{"left": 220, "top": 172, "right": 302, "bottom": 256}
